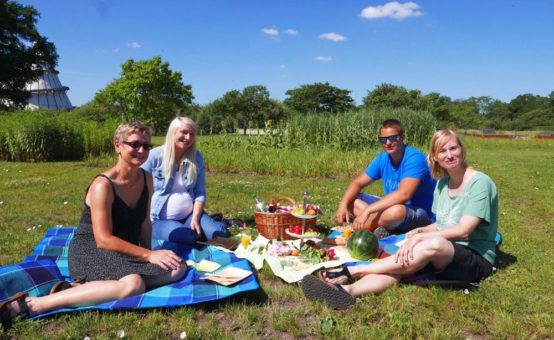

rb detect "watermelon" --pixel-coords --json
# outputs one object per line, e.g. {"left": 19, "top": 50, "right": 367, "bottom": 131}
{"left": 347, "top": 230, "right": 378, "bottom": 260}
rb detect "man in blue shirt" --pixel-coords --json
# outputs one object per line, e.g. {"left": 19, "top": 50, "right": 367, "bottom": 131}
{"left": 335, "top": 119, "right": 436, "bottom": 235}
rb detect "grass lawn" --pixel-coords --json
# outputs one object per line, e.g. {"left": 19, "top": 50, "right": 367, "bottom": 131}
{"left": 1, "top": 136, "right": 553, "bottom": 338}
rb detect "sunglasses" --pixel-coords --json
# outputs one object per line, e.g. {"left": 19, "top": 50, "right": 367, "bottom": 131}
{"left": 122, "top": 141, "right": 153, "bottom": 151}
{"left": 378, "top": 135, "right": 400, "bottom": 144}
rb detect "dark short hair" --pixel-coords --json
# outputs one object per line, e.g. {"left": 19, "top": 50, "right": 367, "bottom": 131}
{"left": 380, "top": 119, "right": 404, "bottom": 136}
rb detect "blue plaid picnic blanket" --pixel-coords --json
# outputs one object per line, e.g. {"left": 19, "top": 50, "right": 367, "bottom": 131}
{"left": 22, "top": 227, "right": 260, "bottom": 318}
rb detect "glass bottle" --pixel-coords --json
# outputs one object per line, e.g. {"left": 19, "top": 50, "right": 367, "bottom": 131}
{"left": 253, "top": 193, "right": 265, "bottom": 212}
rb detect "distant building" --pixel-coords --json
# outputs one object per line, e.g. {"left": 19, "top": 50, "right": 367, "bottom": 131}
{"left": 24, "top": 66, "right": 73, "bottom": 110}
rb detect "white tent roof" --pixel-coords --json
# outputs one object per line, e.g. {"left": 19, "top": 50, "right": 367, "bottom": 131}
{"left": 24, "top": 68, "right": 73, "bottom": 110}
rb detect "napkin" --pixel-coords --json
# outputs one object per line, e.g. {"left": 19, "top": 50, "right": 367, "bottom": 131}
{"left": 186, "top": 259, "right": 221, "bottom": 273}
{"left": 202, "top": 267, "right": 253, "bottom": 286}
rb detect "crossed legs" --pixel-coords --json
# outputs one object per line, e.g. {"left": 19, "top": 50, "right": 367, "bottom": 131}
{"left": 352, "top": 198, "right": 405, "bottom": 231}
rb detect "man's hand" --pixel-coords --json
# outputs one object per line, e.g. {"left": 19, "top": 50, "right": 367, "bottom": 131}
{"left": 353, "top": 210, "right": 370, "bottom": 230}
{"left": 335, "top": 206, "right": 351, "bottom": 225}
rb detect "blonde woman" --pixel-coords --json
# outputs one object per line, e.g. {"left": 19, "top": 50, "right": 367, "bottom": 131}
{"left": 142, "top": 117, "right": 228, "bottom": 244}
{"left": 302, "top": 129, "right": 498, "bottom": 309}
{"left": 1, "top": 121, "right": 186, "bottom": 325}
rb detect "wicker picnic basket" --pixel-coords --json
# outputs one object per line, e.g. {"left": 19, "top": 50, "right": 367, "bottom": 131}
{"left": 254, "top": 197, "right": 316, "bottom": 240}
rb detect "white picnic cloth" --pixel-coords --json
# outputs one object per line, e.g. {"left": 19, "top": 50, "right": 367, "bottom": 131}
{"left": 232, "top": 235, "right": 364, "bottom": 283}
{"left": 208, "top": 233, "right": 408, "bottom": 283}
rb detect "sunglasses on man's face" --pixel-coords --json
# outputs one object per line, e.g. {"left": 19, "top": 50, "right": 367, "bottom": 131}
{"left": 122, "top": 141, "right": 153, "bottom": 151}
{"left": 378, "top": 135, "right": 400, "bottom": 144}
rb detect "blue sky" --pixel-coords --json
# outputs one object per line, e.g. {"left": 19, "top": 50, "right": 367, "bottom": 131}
{"left": 19, "top": 0, "right": 554, "bottom": 107}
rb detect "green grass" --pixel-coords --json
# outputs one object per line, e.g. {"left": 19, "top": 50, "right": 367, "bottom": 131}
{"left": 1, "top": 136, "right": 553, "bottom": 338}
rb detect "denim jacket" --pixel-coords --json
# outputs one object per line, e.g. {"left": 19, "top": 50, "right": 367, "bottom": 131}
{"left": 141, "top": 146, "right": 206, "bottom": 221}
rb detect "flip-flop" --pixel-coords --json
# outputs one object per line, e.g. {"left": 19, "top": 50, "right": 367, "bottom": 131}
{"left": 318, "top": 265, "right": 354, "bottom": 285}
{"left": 301, "top": 274, "right": 356, "bottom": 310}
{"left": 0, "top": 292, "right": 29, "bottom": 328}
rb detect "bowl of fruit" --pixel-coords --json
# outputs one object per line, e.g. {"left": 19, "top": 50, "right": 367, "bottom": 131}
{"left": 285, "top": 225, "right": 320, "bottom": 239}
{"left": 290, "top": 204, "right": 320, "bottom": 219}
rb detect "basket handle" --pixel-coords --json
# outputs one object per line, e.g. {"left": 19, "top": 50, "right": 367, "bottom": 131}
{"left": 275, "top": 196, "right": 296, "bottom": 206}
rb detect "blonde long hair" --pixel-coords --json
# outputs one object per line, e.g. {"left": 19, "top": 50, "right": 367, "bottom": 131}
{"left": 162, "top": 117, "right": 198, "bottom": 183}
{"left": 427, "top": 129, "right": 467, "bottom": 179}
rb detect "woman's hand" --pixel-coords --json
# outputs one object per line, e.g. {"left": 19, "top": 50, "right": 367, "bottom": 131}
{"left": 146, "top": 249, "right": 182, "bottom": 271}
{"left": 394, "top": 234, "right": 423, "bottom": 267}
{"left": 406, "top": 228, "right": 423, "bottom": 239}
{"left": 191, "top": 216, "right": 202, "bottom": 237}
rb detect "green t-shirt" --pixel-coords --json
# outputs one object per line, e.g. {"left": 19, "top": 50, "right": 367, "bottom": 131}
{"left": 432, "top": 171, "right": 498, "bottom": 264}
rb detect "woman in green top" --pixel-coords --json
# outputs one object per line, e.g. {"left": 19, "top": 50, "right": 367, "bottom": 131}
{"left": 302, "top": 129, "right": 498, "bottom": 309}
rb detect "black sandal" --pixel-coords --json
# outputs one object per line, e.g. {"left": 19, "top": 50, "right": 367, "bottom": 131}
{"left": 208, "top": 212, "right": 224, "bottom": 221}
{"left": 302, "top": 274, "right": 356, "bottom": 310}
{"left": 49, "top": 278, "right": 85, "bottom": 295}
{"left": 224, "top": 219, "right": 246, "bottom": 228}
{"left": 0, "top": 292, "right": 30, "bottom": 328}
{"left": 319, "top": 265, "right": 354, "bottom": 285}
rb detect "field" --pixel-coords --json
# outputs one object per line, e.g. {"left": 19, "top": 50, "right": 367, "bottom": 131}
{"left": 1, "top": 136, "right": 553, "bottom": 338}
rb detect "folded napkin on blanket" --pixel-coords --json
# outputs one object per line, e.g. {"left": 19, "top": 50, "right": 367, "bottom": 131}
{"left": 21, "top": 227, "right": 259, "bottom": 319}
{"left": 202, "top": 267, "right": 253, "bottom": 286}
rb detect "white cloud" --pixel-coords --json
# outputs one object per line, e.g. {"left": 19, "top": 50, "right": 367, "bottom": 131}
{"left": 314, "top": 56, "right": 333, "bottom": 62}
{"left": 283, "top": 28, "right": 298, "bottom": 35}
{"left": 127, "top": 42, "right": 142, "bottom": 48}
{"left": 261, "top": 28, "right": 279, "bottom": 36}
{"left": 112, "top": 48, "right": 120, "bottom": 53}
{"left": 279, "top": 64, "right": 286, "bottom": 69}
{"left": 319, "top": 32, "right": 347, "bottom": 42}
{"left": 360, "top": 1, "right": 423, "bottom": 20}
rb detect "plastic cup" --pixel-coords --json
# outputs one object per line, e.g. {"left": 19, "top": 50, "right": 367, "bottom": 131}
{"left": 240, "top": 232, "right": 251, "bottom": 248}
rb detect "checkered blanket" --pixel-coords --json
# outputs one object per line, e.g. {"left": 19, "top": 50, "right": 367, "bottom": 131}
{"left": 23, "top": 227, "right": 260, "bottom": 318}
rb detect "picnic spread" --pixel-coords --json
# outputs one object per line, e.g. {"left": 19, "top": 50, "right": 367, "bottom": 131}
{"left": 0, "top": 192, "right": 504, "bottom": 319}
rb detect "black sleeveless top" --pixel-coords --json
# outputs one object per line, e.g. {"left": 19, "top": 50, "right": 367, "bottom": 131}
{"left": 75, "top": 169, "right": 149, "bottom": 245}
{"left": 69, "top": 169, "right": 166, "bottom": 281}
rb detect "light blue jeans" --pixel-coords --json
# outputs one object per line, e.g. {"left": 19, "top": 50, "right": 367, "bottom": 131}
{"left": 152, "top": 213, "right": 228, "bottom": 244}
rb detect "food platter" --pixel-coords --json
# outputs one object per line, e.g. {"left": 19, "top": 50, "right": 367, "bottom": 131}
{"left": 285, "top": 228, "right": 320, "bottom": 239}
{"left": 290, "top": 212, "right": 317, "bottom": 219}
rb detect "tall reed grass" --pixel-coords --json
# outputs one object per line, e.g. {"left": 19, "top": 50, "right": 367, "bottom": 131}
{"left": 0, "top": 110, "right": 118, "bottom": 161}
{"left": 209, "top": 108, "right": 437, "bottom": 151}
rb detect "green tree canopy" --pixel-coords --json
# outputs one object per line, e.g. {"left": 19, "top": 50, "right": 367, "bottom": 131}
{"left": 201, "top": 85, "right": 285, "bottom": 134}
{"left": 0, "top": 0, "right": 58, "bottom": 109}
{"left": 284, "top": 82, "right": 355, "bottom": 114}
{"left": 362, "top": 83, "right": 431, "bottom": 111}
{"left": 92, "top": 56, "right": 193, "bottom": 132}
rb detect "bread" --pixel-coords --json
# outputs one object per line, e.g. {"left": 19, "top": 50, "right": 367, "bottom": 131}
{"left": 322, "top": 237, "right": 346, "bottom": 246}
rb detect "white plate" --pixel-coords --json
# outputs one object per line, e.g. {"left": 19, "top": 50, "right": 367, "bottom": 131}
{"left": 291, "top": 212, "right": 318, "bottom": 219}
{"left": 285, "top": 228, "right": 320, "bottom": 239}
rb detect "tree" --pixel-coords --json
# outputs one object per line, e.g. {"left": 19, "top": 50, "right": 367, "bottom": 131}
{"left": 284, "top": 82, "right": 355, "bottom": 114}
{"left": 423, "top": 92, "right": 452, "bottom": 126}
{"left": 93, "top": 56, "right": 193, "bottom": 132}
{"left": 362, "top": 83, "right": 432, "bottom": 111}
{"left": 448, "top": 100, "right": 481, "bottom": 129}
{"left": 201, "top": 85, "right": 285, "bottom": 134}
{"left": 0, "top": 0, "right": 58, "bottom": 109}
